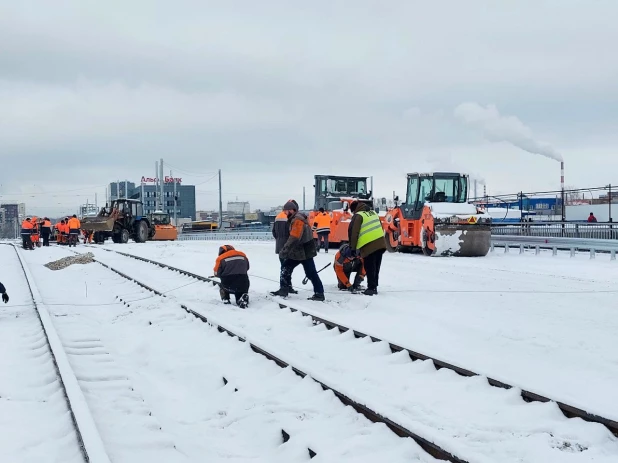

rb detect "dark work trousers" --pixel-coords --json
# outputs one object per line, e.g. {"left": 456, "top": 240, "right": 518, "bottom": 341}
{"left": 363, "top": 248, "right": 385, "bottom": 291}
{"left": 21, "top": 233, "right": 32, "bottom": 250}
{"left": 69, "top": 228, "right": 79, "bottom": 246}
{"left": 41, "top": 229, "right": 51, "bottom": 246}
{"left": 219, "top": 274, "right": 250, "bottom": 305}
{"left": 281, "top": 258, "right": 324, "bottom": 294}
{"left": 317, "top": 232, "right": 329, "bottom": 251}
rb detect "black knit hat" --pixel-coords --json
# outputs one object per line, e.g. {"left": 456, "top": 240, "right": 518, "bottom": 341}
{"left": 349, "top": 200, "right": 359, "bottom": 213}
{"left": 283, "top": 199, "right": 298, "bottom": 211}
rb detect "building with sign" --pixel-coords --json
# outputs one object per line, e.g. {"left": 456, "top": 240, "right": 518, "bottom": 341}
{"left": 107, "top": 178, "right": 196, "bottom": 220}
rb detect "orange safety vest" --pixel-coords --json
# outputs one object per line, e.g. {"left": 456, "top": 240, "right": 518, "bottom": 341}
{"left": 68, "top": 217, "right": 81, "bottom": 229}
{"left": 314, "top": 212, "right": 332, "bottom": 234}
{"left": 21, "top": 220, "right": 34, "bottom": 230}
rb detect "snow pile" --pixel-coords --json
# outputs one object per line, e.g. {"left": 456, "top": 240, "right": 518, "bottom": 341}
{"left": 428, "top": 202, "right": 483, "bottom": 218}
{"left": 44, "top": 252, "right": 95, "bottom": 270}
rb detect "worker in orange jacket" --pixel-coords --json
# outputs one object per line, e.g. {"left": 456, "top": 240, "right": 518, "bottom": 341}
{"left": 58, "top": 219, "right": 69, "bottom": 245}
{"left": 67, "top": 215, "right": 81, "bottom": 247}
{"left": 312, "top": 208, "right": 332, "bottom": 253}
{"left": 21, "top": 218, "right": 34, "bottom": 250}
{"left": 334, "top": 243, "right": 366, "bottom": 292}
{"left": 41, "top": 217, "right": 52, "bottom": 246}
{"left": 213, "top": 245, "right": 250, "bottom": 308}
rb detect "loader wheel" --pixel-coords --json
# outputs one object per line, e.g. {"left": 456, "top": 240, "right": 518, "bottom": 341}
{"left": 385, "top": 231, "right": 399, "bottom": 253}
{"left": 135, "top": 221, "right": 148, "bottom": 243}
{"left": 120, "top": 229, "right": 130, "bottom": 244}
{"left": 422, "top": 227, "right": 435, "bottom": 256}
{"left": 112, "top": 233, "right": 120, "bottom": 243}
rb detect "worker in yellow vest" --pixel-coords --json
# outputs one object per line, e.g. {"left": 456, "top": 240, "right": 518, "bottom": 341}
{"left": 348, "top": 200, "right": 386, "bottom": 296}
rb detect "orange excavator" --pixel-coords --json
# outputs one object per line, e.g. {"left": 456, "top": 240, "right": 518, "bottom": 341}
{"left": 148, "top": 211, "right": 178, "bottom": 241}
{"left": 382, "top": 172, "right": 492, "bottom": 256}
{"left": 308, "top": 175, "right": 374, "bottom": 247}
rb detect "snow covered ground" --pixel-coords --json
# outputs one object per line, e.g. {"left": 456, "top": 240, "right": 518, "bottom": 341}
{"left": 0, "top": 245, "right": 84, "bottom": 463}
{"left": 1, "top": 245, "right": 431, "bottom": 463}
{"left": 87, "top": 241, "right": 618, "bottom": 420}
{"left": 78, "top": 242, "right": 618, "bottom": 463}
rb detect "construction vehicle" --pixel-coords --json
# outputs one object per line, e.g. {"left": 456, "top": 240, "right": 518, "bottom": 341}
{"left": 148, "top": 211, "right": 178, "bottom": 241}
{"left": 382, "top": 172, "right": 492, "bottom": 256}
{"left": 308, "top": 175, "right": 374, "bottom": 246}
{"left": 81, "top": 199, "right": 155, "bottom": 244}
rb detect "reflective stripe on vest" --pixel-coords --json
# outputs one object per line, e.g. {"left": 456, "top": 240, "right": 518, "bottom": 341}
{"left": 356, "top": 211, "right": 383, "bottom": 249}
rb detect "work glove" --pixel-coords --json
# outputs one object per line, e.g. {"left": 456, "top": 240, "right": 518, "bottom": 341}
{"left": 2, "top": 293, "right": 8, "bottom": 303}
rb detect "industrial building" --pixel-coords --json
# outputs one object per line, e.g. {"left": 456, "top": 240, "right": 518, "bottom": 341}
{"left": 108, "top": 179, "right": 196, "bottom": 220}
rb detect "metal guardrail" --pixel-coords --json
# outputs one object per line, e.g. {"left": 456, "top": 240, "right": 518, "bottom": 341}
{"left": 492, "top": 222, "right": 618, "bottom": 240}
{"left": 179, "top": 231, "right": 273, "bottom": 241}
{"left": 491, "top": 236, "right": 618, "bottom": 259}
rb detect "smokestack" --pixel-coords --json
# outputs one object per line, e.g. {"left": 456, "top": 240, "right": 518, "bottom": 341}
{"left": 561, "top": 161, "right": 566, "bottom": 221}
{"left": 474, "top": 179, "right": 478, "bottom": 200}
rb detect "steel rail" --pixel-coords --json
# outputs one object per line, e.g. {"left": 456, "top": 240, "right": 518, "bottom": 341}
{"left": 79, "top": 247, "right": 468, "bottom": 463}
{"left": 93, "top": 246, "right": 618, "bottom": 438}
{"left": 8, "top": 244, "right": 111, "bottom": 463}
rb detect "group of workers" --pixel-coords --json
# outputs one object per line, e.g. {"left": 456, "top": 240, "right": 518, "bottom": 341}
{"left": 216, "top": 198, "right": 387, "bottom": 308}
{"left": 20, "top": 215, "right": 82, "bottom": 249}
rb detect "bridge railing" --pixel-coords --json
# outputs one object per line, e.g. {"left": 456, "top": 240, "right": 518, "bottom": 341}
{"left": 491, "top": 222, "right": 618, "bottom": 240}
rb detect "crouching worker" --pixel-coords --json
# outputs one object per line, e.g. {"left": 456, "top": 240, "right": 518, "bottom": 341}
{"left": 335, "top": 244, "right": 365, "bottom": 292}
{"left": 213, "top": 245, "right": 250, "bottom": 308}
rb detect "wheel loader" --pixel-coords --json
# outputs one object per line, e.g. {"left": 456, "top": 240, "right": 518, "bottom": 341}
{"left": 308, "top": 174, "right": 374, "bottom": 246}
{"left": 382, "top": 172, "right": 492, "bottom": 256}
{"left": 148, "top": 211, "right": 178, "bottom": 241}
{"left": 81, "top": 199, "right": 154, "bottom": 244}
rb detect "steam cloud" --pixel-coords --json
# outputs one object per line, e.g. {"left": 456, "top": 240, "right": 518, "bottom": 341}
{"left": 454, "top": 102, "right": 563, "bottom": 162}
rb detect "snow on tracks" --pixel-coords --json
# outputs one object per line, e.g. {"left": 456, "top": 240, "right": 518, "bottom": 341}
{"left": 87, "top": 246, "right": 618, "bottom": 463}
{"left": 26, "top": 245, "right": 429, "bottom": 462}
{"left": 0, "top": 244, "right": 102, "bottom": 463}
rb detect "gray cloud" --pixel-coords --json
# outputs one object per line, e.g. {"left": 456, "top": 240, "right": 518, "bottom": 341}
{"left": 1, "top": 0, "right": 618, "bottom": 215}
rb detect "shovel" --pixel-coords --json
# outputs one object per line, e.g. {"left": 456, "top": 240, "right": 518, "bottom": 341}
{"left": 302, "top": 262, "right": 331, "bottom": 284}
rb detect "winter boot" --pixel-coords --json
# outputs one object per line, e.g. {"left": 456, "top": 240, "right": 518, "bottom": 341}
{"left": 287, "top": 287, "right": 298, "bottom": 294}
{"left": 363, "top": 288, "right": 378, "bottom": 296}
{"left": 270, "top": 288, "right": 289, "bottom": 298}
{"left": 222, "top": 298, "right": 231, "bottom": 305}
{"left": 238, "top": 294, "right": 249, "bottom": 309}
{"left": 307, "top": 293, "right": 325, "bottom": 302}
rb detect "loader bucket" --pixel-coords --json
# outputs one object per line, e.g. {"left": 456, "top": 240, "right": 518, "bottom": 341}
{"left": 432, "top": 224, "right": 491, "bottom": 257}
{"left": 80, "top": 216, "right": 116, "bottom": 232}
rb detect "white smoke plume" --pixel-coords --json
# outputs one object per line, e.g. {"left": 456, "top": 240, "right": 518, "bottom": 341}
{"left": 454, "top": 102, "right": 563, "bottom": 162}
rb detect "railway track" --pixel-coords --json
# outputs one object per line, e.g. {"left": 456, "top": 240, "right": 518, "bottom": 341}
{"left": 77, "top": 246, "right": 466, "bottom": 462}
{"left": 81, "top": 246, "right": 618, "bottom": 462}
{"left": 92, "top": 246, "right": 618, "bottom": 437}
{"left": 0, "top": 244, "right": 110, "bottom": 463}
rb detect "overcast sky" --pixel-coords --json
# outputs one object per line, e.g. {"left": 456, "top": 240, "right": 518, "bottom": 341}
{"left": 1, "top": 0, "right": 617, "bottom": 216}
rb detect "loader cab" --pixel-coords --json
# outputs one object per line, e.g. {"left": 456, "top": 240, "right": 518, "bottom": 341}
{"left": 314, "top": 175, "right": 371, "bottom": 210}
{"left": 401, "top": 172, "right": 469, "bottom": 219}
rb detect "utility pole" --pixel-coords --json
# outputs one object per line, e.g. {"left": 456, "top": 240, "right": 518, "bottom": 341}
{"left": 609, "top": 183, "right": 612, "bottom": 222}
{"left": 171, "top": 169, "right": 177, "bottom": 226}
{"left": 218, "top": 169, "right": 223, "bottom": 230}
{"left": 155, "top": 161, "right": 159, "bottom": 210}
{"left": 303, "top": 186, "right": 306, "bottom": 210}
{"left": 160, "top": 158, "right": 164, "bottom": 214}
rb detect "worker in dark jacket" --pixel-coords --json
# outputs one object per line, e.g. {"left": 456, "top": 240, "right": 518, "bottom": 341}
{"left": 0, "top": 281, "right": 8, "bottom": 303}
{"left": 272, "top": 206, "right": 298, "bottom": 294}
{"left": 348, "top": 201, "right": 386, "bottom": 295}
{"left": 334, "top": 243, "right": 365, "bottom": 291}
{"left": 213, "top": 244, "right": 250, "bottom": 308}
{"left": 271, "top": 200, "right": 324, "bottom": 301}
